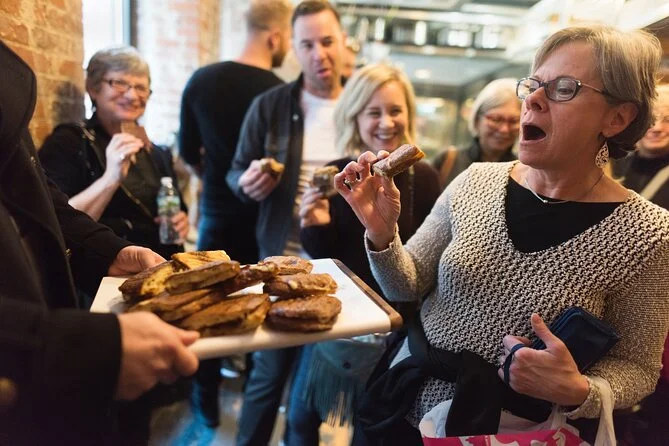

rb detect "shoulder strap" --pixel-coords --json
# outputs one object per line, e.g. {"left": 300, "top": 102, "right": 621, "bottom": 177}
{"left": 640, "top": 164, "right": 669, "bottom": 201}
{"left": 438, "top": 146, "right": 458, "bottom": 189}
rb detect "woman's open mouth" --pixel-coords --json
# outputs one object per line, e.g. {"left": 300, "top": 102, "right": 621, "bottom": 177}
{"left": 521, "top": 124, "right": 546, "bottom": 142}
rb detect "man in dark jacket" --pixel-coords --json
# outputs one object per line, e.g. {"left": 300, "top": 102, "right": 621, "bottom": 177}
{"left": 226, "top": 1, "right": 344, "bottom": 444}
{"left": 0, "top": 41, "right": 200, "bottom": 445}
{"left": 178, "top": 0, "right": 293, "bottom": 425}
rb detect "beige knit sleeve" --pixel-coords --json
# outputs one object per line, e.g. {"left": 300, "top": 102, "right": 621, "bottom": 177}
{"left": 365, "top": 169, "right": 467, "bottom": 302}
{"left": 567, "top": 244, "right": 669, "bottom": 419}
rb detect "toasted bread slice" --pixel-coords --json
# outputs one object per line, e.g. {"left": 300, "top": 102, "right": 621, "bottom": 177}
{"left": 171, "top": 250, "right": 230, "bottom": 270}
{"left": 161, "top": 289, "right": 228, "bottom": 322}
{"left": 266, "top": 295, "right": 341, "bottom": 332}
{"left": 260, "top": 256, "right": 313, "bottom": 275}
{"left": 118, "top": 261, "right": 175, "bottom": 302}
{"left": 178, "top": 293, "right": 271, "bottom": 331}
{"left": 218, "top": 263, "right": 279, "bottom": 295}
{"left": 126, "top": 288, "right": 213, "bottom": 314}
{"left": 259, "top": 158, "right": 285, "bottom": 178}
{"left": 165, "top": 260, "right": 240, "bottom": 294}
{"left": 372, "top": 144, "right": 425, "bottom": 178}
{"left": 263, "top": 273, "right": 337, "bottom": 298}
{"left": 198, "top": 299, "right": 272, "bottom": 336}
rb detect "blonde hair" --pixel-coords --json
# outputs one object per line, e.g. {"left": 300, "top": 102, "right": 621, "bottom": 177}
{"left": 533, "top": 25, "right": 662, "bottom": 158}
{"left": 334, "top": 64, "right": 416, "bottom": 157}
{"left": 245, "top": 0, "right": 293, "bottom": 32}
{"left": 468, "top": 78, "right": 519, "bottom": 136}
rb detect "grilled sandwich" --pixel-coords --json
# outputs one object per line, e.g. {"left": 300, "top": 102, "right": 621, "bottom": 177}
{"left": 171, "top": 250, "right": 230, "bottom": 270}
{"left": 118, "top": 261, "right": 175, "bottom": 302}
{"left": 165, "top": 260, "right": 240, "bottom": 294}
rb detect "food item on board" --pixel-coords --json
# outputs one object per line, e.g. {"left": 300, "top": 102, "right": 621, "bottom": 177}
{"left": 165, "top": 260, "right": 240, "bottom": 294}
{"left": 259, "top": 157, "right": 285, "bottom": 179}
{"left": 217, "top": 263, "right": 279, "bottom": 295}
{"left": 160, "top": 289, "right": 229, "bottom": 322}
{"left": 260, "top": 255, "right": 313, "bottom": 275}
{"left": 263, "top": 273, "right": 337, "bottom": 298}
{"left": 312, "top": 165, "right": 339, "bottom": 196}
{"left": 127, "top": 288, "right": 213, "bottom": 314}
{"left": 176, "top": 293, "right": 271, "bottom": 336}
{"left": 372, "top": 144, "right": 425, "bottom": 178}
{"left": 119, "top": 261, "right": 174, "bottom": 302}
{"left": 266, "top": 294, "right": 341, "bottom": 332}
{"left": 172, "top": 250, "right": 230, "bottom": 270}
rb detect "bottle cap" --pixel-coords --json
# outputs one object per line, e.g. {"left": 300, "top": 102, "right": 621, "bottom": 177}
{"left": 160, "top": 177, "right": 173, "bottom": 187}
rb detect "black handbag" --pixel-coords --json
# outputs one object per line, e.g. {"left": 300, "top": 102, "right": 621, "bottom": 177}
{"left": 531, "top": 306, "right": 620, "bottom": 372}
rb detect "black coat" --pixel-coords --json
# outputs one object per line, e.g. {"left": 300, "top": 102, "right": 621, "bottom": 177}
{"left": 0, "top": 41, "right": 130, "bottom": 445}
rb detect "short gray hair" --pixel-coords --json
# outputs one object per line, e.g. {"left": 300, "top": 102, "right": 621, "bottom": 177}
{"left": 334, "top": 64, "right": 416, "bottom": 157}
{"left": 85, "top": 46, "right": 150, "bottom": 94}
{"left": 469, "top": 78, "right": 519, "bottom": 136}
{"left": 245, "top": 0, "right": 293, "bottom": 32}
{"left": 533, "top": 25, "right": 662, "bottom": 158}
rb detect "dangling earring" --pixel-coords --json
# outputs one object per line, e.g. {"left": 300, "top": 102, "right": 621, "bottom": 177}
{"left": 595, "top": 140, "right": 609, "bottom": 169}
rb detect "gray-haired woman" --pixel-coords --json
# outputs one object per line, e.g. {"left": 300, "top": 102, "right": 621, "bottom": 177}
{"left": 338, "top": 25, "right": 669, "bottom": 445}
{"left": 40, "top": 46, "right": 188, "bottom": 261}
{"left": 433, "top": 78, "right": 520, "bottom": 189}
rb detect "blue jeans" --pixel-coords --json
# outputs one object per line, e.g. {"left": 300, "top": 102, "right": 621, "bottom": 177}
{"left": 285, "top": 344, "right": 321, "bottom": 446}
{"left": 236, "top": 347, "right": 300, "bottom": 446}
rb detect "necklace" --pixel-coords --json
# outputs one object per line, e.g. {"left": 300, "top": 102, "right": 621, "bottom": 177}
{"left": 523, "top": 171, "right": 605, "bottom": 205}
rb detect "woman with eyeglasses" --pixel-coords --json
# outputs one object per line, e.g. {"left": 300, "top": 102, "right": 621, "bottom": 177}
{"left": 432, "top": 78, "right": 520, "bottom": 189}
{"left": 40, "top": 46, "right": 188, "bottom": 262}
{"left": 336, "top": 26, "right": 669, "bottom": 446}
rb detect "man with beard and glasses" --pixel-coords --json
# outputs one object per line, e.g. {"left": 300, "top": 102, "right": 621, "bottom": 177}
{"left": 226, "top": 1, "right": 345, "bottom": 444}
{"left": 178, "top": 0, "right": 293, "bottom": 428}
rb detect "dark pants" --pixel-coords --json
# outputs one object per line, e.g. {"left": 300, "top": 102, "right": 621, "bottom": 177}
{"left": 198, "top": 213, "right": 259, "bottom": 265}
{"left": 236, "top": 347, "right": 300, "bottom": 446}
{"left": 285, "top": 345, "right": 320, "bottom": 446}
{"left": 196, "top": 213, "right": 260, "bottom": 398}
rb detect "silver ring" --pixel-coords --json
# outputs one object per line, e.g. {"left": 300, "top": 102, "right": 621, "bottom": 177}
{"left": 120, "top": 153, "right": 126, "bottom": 161}
{"left": 344, "top": 178, "right": 358, "bottom": 187}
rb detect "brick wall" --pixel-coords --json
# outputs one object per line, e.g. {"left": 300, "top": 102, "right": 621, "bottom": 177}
{"left": 136, "top": 0, "right": 221, "bottom": 145}
{"left": 0, "top": 0, "right": 85, "bottom": 148}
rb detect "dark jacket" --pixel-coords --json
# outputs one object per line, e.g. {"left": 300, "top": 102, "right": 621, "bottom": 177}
{"left": 39, "top": 114, "right": 186, "bottom": 259}
{"left": 226, "top": 76, "right": 306, "bottom": 258}
{"left": 432, "top": 138, "right": 516, "bottom": 189}
{"left": 0, "top": 41, "right": 130, "bottom": 445}
{"left": 611, "top": 153, "right": 669, "bottom": 210}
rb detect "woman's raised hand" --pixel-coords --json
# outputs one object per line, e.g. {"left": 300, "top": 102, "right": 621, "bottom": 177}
{"left": 300, "top": 187, "right": 330, "bottom": 227}
{"left": 334, "top": 151, "right": 401, "bottom": 250}
{"left": 104, "top": 133, "right": 144, "bottom": 183}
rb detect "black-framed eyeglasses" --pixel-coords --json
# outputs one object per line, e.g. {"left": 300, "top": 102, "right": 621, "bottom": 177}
{"left": 103, "top": 78, "right": 152, "bottom": 98}
{"left": 516, "top": 76, "right": 610, "bottom": 102}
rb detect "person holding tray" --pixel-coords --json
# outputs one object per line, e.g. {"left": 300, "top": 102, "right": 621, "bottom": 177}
{"left": 336, "top": 25, "right": 669, "bottom": 445}
{"left": 286, "top": 64, "right": 440, "bottom": 445}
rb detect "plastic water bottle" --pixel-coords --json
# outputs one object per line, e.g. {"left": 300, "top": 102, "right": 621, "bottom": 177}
{"left": 157, "top": 177, "right": 183, "bottom": 245}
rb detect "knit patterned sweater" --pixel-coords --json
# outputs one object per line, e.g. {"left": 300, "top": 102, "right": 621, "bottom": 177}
{"left": 367, "top": 162, "right": 669, "bottom": 425}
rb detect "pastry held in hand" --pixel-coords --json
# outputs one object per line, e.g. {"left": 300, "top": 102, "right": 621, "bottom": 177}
{"left": 263, "top": 273, "right": 337, "bottom": 298}
{"left": 259, "top": 158, "right": 285, "bottom": 179}
{"left": 312, "top": 166, "right": 339, "bottom": 197}
{"left": 120, "top": 121, "right": 151, "bottom": 150}
{"left": 266, "top": 294, "right": 341, "bottom": 332}
{"left": 372, "top": 144, "right": 425, "bottom": 178}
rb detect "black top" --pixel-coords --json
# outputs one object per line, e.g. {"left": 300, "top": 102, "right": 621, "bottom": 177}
{"left": 612, "top": 153, "right": 669, "bottom": 210}
{"left": 301, "top": 158, "right": 441, "bottom": 297}
{"left": 39, "top": 114, "right": 184, "bottom": 259}
{"left": 179, "top": 61, "right": 284, "bottom": 216}
{"left": 506, "top": 177, "right": 621, "bottom": 253}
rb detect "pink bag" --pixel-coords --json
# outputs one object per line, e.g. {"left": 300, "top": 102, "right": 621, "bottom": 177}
{"left": 422, "top": 427, "right": 587, "bottom": 446}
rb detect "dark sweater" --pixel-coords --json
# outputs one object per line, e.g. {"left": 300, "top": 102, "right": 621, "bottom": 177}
{"left": 611, "top": 152, "right": 669, "bottom": 210}
{"left": 179, "top": 61, "right": 284, "bottom": 216}
{"left": 300, "top": 158, "right": 441, "bottom": 297}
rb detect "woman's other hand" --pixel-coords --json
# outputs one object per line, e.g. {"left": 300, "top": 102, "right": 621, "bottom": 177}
{"left": 103, "top": 133, "right": 144, "bottom": 184}
{"left": 334, "top": 151, "right": 400, "bottom": 250}
{"left": 108, "top": 246, "right": 165, "bottom": 276}
{"left": 499, "top": 313, "right": 590, "bottom": 407}
{"left": 300, "top": 187, "right": 330, "bottom": 227}
{"left": 172, "top": 211, "right": 189, "bottom": 240}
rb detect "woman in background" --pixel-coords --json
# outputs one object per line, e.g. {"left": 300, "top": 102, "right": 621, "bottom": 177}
{"left": 432, "top": 78, "right": 520, "bottom": 189}
{"left": 40, "top": 46, "right": 188, "bottom": 261}
{"left": 285, "top": 64, "right": 440, "bottom": 446}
